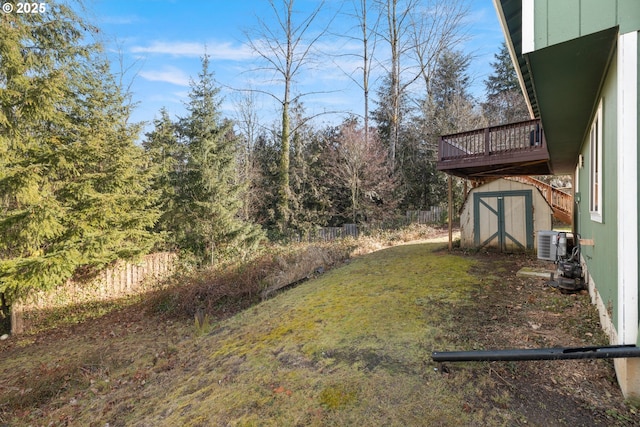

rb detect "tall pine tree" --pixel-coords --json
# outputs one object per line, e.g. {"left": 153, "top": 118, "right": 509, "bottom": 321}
{"left": 143, "top": 108, "right": 181, "bottom": 244}
{"left": 174, "top": 56, "right": 263, "bottom": 264}
{"left": 426, "top": 49, "right": 485, "bottom": 136}
{"left": 287, "top": 101, "right": 332, "bottom": 238}
{"left": 401, "top": 49, "right": 484, "bottom": 210}
{"left": 0, "top": 5, "right": 159, "bottom": 300}
{"left": 482, "top": 42, "right": 530, "bottom": 125}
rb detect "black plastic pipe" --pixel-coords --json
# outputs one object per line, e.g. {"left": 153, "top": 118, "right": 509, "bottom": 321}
{"left": 432, "top": 344, "right": 640, "bottom": 362}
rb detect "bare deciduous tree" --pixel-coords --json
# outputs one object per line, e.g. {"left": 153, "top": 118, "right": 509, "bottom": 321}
{"left": 375, "top": 0, "right": 417, "bottom": 169}
{"left": 245, "top": 0, "right": 329, "bottom": 233}
{"left": 409, "top": 0, "right": 470, "bottom": 95}
{"left": 375, "top": 0, "right": 470, "bottom": 169}
{"left": 335, "top": 0, "right": 381, "bottom": 144}
{"left": 328, "top": 119, "right": 400, "bottom": 224}
{"left": 233, "top": 91, "right": 260, "bottom": 220}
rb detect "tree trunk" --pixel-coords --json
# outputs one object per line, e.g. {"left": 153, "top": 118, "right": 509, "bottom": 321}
{"left": 279, "top": 94, "right": 291, "bottom": 232}
{"left": 10, "top": 303, "right": 24, "bottom": 335}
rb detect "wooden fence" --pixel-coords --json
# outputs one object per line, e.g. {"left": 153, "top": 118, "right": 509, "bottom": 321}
{"left": 289, "top": 209, "right": 444, "bottom": 243}
{"left": 288, "top": 224, "right": 359, "bottom": 243}
{"left": 10, "top": 252, "right": 176, "bottom": 334}
{"left": 317, "top": 223, "right": 359, "bottom": 240}
{"left": 405, "top": 207, "right": 446, "bottom": 224}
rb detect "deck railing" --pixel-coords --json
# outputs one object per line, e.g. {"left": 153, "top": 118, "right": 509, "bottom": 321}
{"left": 439, "top": 119, "right": 545, "bottom": 161}
{"left": 506, "top": 176, "right": 573, "bottom": 224}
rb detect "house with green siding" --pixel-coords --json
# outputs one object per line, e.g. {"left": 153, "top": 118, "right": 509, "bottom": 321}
{"left": 493, "top": 0, "right": 640, "bottom": 398}
{"left": 438, "top": 0, "right": 640, "bottom": 398}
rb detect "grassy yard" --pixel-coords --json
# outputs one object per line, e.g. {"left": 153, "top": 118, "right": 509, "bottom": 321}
{"left": 132, "top": 242, "right": 477, "bottom": 426}
{"left": 1, "top": 239, "right": 638, "bottom": 426}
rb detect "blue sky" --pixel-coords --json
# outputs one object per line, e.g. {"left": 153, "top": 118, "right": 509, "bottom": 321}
{"left": 83, "top": 0, "right": 505, "bottom": 132}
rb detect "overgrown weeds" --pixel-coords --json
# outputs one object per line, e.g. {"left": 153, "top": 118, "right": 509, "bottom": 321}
{"left": 148, "top": 225, "right": 444, "bottom": 321}
{"left": 0, "top": 360, "right": 85, "bottom": 411}
{"left": 149, "top": 239, "right": 357, "bottom": 320}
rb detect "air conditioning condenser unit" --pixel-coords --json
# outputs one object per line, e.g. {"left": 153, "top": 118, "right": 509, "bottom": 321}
{"left": 537, "top": 230, "right": 558, "bottom": 261}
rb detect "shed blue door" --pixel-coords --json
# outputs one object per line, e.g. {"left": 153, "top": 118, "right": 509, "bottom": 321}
{"left": 473, "top": 190, "right": 533, "bottom": 251}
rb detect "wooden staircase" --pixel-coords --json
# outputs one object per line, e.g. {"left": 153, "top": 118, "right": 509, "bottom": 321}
{"left": 506, "top": 176, "right": 573, "bottom": 224}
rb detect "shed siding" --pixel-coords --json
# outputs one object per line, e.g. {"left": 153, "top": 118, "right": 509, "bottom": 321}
{"left": 460, "top": 179, "right": 552, "bottom": 250}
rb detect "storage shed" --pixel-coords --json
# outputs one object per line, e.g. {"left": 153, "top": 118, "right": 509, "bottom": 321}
{"left": 460, "top": 178, "right": 552, "bottom": 251}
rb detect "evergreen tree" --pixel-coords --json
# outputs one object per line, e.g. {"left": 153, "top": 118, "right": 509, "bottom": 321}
{"left": 397, "top": 49, "right": 484, "bottom": 210}
{"left": 287, "top": 101, "right": 332, "bottom": 238}
{"left": 396, "top": 117, "right": 442, "bottom": 209}
{"left": 427, "top": 49, "right": 484, "bottom": 135}
{"left": 174, "top": 56, "right": 263, "bottom": 263}
{"left": 0, "top": 6, "right": 158, "bottom": 299}
{"left": 63, "top": 58, "right": 159, "bottom": 264}
{"left": 248, "top": 131, "right": 280, "bottom": 231}
{"left": 482, "top": 42, "right": 530, "bottom": 125}
{"left": 372, "top": 73, "right": 413, "bottom": 161}
{"left": 143, "top": 108, "right": 181, "bottom": 243}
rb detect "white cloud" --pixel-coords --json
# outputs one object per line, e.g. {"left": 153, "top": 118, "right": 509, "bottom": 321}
{"left": 131, "top": 40, "right": 255, "bottom": 61}
{"left": 139, "top": 66, "right": 190, "bottom": 86}
{"left": 208, "top": 42, "right": 255, "bottom": 61}
{"left": 132, "top": 41, "right": 203, "bottom": 57}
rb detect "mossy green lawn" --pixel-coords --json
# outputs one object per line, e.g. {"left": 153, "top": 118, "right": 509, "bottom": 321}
{"left": 118, "top": 242, "right": 479, "bottom": 426}
{"left": 5, "top": 234, "right": 637, "bottom": 426}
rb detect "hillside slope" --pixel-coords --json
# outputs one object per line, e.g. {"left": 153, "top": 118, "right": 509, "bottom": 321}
{"left": 2, "top": 241, "right": 639, "bottom": 426}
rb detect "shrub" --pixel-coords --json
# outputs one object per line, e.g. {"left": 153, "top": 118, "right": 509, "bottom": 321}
{"left": 149, "top": 241, "right": 354, "bottom": 320}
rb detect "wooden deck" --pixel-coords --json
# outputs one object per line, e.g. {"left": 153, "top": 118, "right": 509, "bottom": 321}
{"left": 437, "top": 119, "right": 551, "bottom": 178}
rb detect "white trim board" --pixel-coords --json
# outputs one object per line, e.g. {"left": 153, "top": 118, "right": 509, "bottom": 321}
{"left": 617, "top": 31, "right": 639, "bottom": 345}
{"left": 522, "top": 0, "right": 535, "bottom": 54}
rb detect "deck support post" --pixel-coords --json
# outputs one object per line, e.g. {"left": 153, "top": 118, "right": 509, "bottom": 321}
{"left": 448, "top": 175, "right": 453, "bottom": 251}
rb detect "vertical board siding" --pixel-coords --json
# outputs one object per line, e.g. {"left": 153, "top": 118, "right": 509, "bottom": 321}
{"left": 576, "top": 44, "right": 619, "bottom": 327}
{"left": 619, "top": 0, "right": 640, "bottom": 35}
{"left": 461, "top": 179, "right": 551, "bottom": 251}
{"left": 580, "top": 0, "right": 617, "bottom": 37}
{"left": 546, "top": 0, "right": 580, "bottom": 47}
{"left": 535, "top": 0, "right": 640, "bottom": 51}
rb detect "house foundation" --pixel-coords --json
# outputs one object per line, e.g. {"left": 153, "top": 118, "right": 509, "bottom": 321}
{"left": 585, "top": 257, "right": 640, "bottom": 398}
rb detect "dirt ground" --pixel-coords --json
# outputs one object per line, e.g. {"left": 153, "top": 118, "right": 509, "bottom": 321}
{"left": 1, "top": 233, "right": 640, "bottom": 425}
{"left": 446, "top": 249, "right": 640, "bottom": 426}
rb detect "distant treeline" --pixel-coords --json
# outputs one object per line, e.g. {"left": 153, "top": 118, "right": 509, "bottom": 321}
{"left": 0, "top": 1, "right": 528, "bottom": 301}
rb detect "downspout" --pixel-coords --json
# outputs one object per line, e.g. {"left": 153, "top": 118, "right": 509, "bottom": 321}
{"left": 433, "top": 344, "right": 640, "bottom": 362}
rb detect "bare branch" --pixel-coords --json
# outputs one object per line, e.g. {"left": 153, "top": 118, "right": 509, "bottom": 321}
{"left": 243, "top": 0, "right": 335, "bottom": 230}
